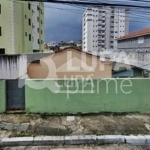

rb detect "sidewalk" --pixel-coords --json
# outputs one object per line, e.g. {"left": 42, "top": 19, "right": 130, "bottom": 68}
{"left": 2, "top": 145, "right": 150, "bottom": 150}
{"left": 0, "top": 114, "right": 150, "bottom": 137}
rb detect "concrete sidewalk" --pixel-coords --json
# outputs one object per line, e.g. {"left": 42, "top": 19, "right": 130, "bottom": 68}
{"left": 0, "top": 114, "right": 150, "bottom": 137}
{"left": 2, "top": 145, "right": 150, "bottom": 150}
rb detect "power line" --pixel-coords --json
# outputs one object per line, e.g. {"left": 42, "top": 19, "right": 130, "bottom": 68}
{"left": 9, "top": 0, "right": 150, "bottom": 24}
{"left": 42, "top": 0, "right": 150, "bottom": 9}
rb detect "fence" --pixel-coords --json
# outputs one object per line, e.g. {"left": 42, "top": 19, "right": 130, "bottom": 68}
{"left": 1, "top": 79, "right": 150, "bottom": 114}
{"left": 25, "top": 79, "right": 150, "bottom": 114}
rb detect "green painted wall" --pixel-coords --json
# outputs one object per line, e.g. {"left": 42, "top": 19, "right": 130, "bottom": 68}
{"left": 25, "top": 79, "right": 150, "bottom": 114}
{"left": 0, "top": 80, "right": 6, "bottom": 113}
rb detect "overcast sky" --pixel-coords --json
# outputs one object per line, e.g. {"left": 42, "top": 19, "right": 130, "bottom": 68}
{"left": 44, "top": 3, "right": 150, "bottom": 43}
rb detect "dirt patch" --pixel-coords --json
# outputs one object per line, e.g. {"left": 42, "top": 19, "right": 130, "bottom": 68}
{"left": 1, "top": 114, "right": 150, "bottom": 137}
{"left": 80, "top": 115, "right": 150, "bottom": 135}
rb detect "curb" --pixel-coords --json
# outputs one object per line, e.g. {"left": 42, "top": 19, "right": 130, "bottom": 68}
{"left": 1, "top": 135, "right": 150, "bottom": 146}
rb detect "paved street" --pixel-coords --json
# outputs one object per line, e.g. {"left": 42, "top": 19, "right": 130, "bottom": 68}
{"left": 2, "top": 145, "right": 150, "bottom": 150}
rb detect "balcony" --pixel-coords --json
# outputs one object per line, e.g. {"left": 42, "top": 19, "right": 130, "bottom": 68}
{"left": 99, "top": 37, "right": 105, "bottom": 40}
{"left": 98, "top": 42, "right": 105, "bottom": 46}
{"left": 98, "top": 33, "right": 105, "bottom": 36}
{"left": 101, "top": 22, "right": 105, "bottom": 26}
{"left": 98, "top": 17, "right": 105, "bottom": 21}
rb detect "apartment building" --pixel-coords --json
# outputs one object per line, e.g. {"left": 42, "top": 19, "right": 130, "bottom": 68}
{"left": 82, "top": 7, "right": 129, "bottom": 52}
{"left": 0, "top": 0, "right": 44, "bottom": 54}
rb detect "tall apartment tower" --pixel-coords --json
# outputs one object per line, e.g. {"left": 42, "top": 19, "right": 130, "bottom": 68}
{"left": 0, "top": 0, "right": 44, "bottom": 54}
{"left": 82, "top": 7, "right": 129, "bottom": 52}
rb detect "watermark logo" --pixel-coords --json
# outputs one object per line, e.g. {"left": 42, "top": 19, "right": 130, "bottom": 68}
{"left": 18, "top": 49, "right": 134, "bottom": 99}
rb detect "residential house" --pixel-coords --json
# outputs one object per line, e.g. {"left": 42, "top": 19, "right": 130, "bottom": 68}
{"left": 117, "top": 28, "right": 150, "bottom": 52}
{"left": 112, "top": 62, "right": 148, "bottom": 78}
{"left": 28, "top": 48, "right": 112, "bottom": 79}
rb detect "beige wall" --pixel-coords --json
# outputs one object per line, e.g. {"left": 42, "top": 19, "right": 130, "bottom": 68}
{"left": 28, "top": 49, "right": 112, "bottom": 79}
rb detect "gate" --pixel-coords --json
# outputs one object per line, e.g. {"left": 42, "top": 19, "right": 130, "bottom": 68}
{"left": 6, "top": 80, "right": 25, "bottom": 110}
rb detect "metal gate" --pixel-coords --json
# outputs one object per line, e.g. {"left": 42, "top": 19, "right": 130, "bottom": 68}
{"left": 6, "top": 80, "right": 25, "bottom": 110}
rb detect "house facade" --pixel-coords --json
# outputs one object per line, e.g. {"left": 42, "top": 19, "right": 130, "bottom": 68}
{"left": 28, "top": 48, "right": 112, "bottom": 79}
{"left": 117, "top": 28, "right": 150, "bottom": 52}
{"left": 0, "top": 1, "right": 44, "bottom": 54}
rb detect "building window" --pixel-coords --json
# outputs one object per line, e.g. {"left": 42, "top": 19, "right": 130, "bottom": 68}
{"left": 0, "top": 27, "right": 2, "bottom": 36}
{"left": 37, "top": 28, "right": 39, "bottom": 33}
{"left": 87, "top": 19, "right": 92, "bottom": 21}
{"left": 28, "top": 3, "right": 31, "bottom": 10}
{"left": 0, "top": 5, "right": 1, "bottom": 14}
{"left": 25, "top": 15, "right": 27, "bottom": 19}
{"left": 28, "top": 18, "right": 31, "bottom": 26}
{"left": 25, "top": 32, "right": 27, "bottom": 36}
{"left": 29, "top": 34, "right": 31, "bottom": 41}
{"left": 41, "top": 30, "right": 42, "bottom": 34}
{"left": 37, "top": 17, "right": 39, "bottom": 22}
{"left": 138, "top": 37, "right": 144, "bottom": 44}
{"left": 37, "top": 6, "right": 40, "bottom": 11}
{"left": 38, "top": 39, "right": 40, "bottom": 44}
{"left": 41, "top": 20, "right": 43, "bottom": 24}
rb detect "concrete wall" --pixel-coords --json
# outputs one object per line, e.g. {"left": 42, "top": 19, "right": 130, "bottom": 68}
{"left": 0, "top": 80, "right": 6, "bottom": 113}
{"left": 27, "top": 52, "right": 53, "bottom": 63}
{"left": 118, "top": 35, "right": 150, "bottom": 51}
{"left": 0, "top": 55, "right": 27, "bottom": 79}
{"left": 25, "top": 79, "right": 150, "bottom": 114}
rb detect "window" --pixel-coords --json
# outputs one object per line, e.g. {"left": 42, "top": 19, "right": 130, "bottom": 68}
{"left": 25, "top": 32, "right": 27, "bottom": 36}
{"left": 37, "top": 17, "right": 39, "bottom": 22}
{"left": 25, "top": 15, "right": 27, "bottom": 19}
{"left": 37, "top": 6, "right": 40, "bottom": 11}
{"left": 0, "top": 27, "right": 2, "bottom": 36}
{"left": 28, "top": 3, "right": 31, "bottom": 10}
{"left": 37, "top": 28, "right": 39, "bottom": 33}
{"left": 41, "top": 20, "right": 43, "bottom": 24}
{"left": 111, "top": 16, "right": 114, "bottom": 18}
{"left": 38, "top": 39, "right": 40, "bottom": 44}
{"left": 87, "top": 19, "right": 92, "bottom": 21}
{"left": 29, "top": 34, "right": 31, "bottom": 41}
{"left": 41, "top": 30, "right": 42, "bottom": 34}
{"left": 138, "top": 37, "right": 144, "bottom": 44}
{"left": 28, "top": 18, "right": 31, "bottom": 26}
{"left": 0, "top": 5, "right": 1, "bottom": 14}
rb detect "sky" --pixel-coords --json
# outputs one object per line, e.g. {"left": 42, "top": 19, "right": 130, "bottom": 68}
{"left": 44, "top": 2, "right": 150, "bottom": 43}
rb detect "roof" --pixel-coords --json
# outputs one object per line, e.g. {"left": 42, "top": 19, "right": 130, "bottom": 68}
{"left": 117, "top": 28, "right": 150, "bottom": 40}
{"left": 112, "top": 62, "right": 145, "bottom": 73}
